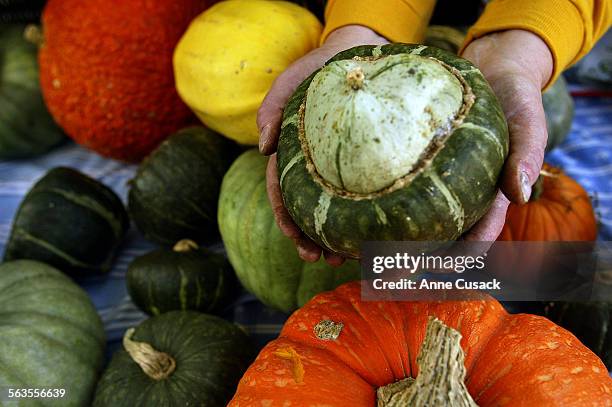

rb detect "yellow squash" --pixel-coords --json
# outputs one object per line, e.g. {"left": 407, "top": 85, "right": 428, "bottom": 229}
{"left": 173, "top": 0, "right": 322, "bottom": 145}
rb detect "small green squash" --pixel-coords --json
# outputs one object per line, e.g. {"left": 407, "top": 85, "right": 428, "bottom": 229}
{"left": 543, "top": 76, "right": 574, "bottom": 151}
{"left": 128, "top": 126, "right": 239, "bottom": 246}
{"left": 0, "top": 24, "right": 65, "bottom": 159}
{"left": 127, "top": 239, "right": 234, "bottom": 316}
{"left": 3, "top": 167, "right": 129, "bottom": 275}
{"left": 93, "top": 311, "right": 254, "bottom": 407}
{"left": 277, "top": 44, "right": 509, "bottom": 257}
{"left": 0, "top": 260, "right": 105, "bottom": 405}
{"left": 218, "top": 150, "right": 361, "bottom": 313}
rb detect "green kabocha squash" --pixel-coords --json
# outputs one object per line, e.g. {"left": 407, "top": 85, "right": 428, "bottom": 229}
{"left": 277, "top": 44, "right": 509, "bottom": 258}
{"left": 424, "top": 25, "right": 466, "bottom": 54}
{"left": 543, "top": 76, "right": 574, "bottom": 151}
{"left": 218, "top": 150, "right": 361, "bottom": 313}
{"left": 127, "top": 239, "right": 235, "bottom": 316}
{"left": 128, "top": 126, "right": 239, "bottom": 246}
{"left": 0, "top": 260, "right": 105, "bottom": 405}
{"left": 0, "top": 24, "right": 64, "bottom": 159}
{"left": 93, "top": 311, "right": 254, "bottom": 407}
{"left": 3, "top": 167, "right": 129, "bottom": 275}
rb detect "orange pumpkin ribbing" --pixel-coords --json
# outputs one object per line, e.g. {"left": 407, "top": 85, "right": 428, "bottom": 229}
{"left": 39, "top": 0, "right": 214, "bottom": 162}
{"left": 229, "top": 282, "right": 612, "bottom": 406}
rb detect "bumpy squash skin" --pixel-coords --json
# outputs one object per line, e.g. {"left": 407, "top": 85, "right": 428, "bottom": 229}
{"left": 93, "top": 311, "right": 254, "bottom": 407}
{"left": 218, "top": 150, "right": 361, "bottom": 313}
{"left": 542, "top": 302, "right": 612, "bottom": 370}
{"left": 128, "top": 126, "right": 239, "bottom": 246}
{"left": 127, "top": 246, "right": 234, "bottom": 316}
{"left": 278, "top": 44, "right": 509, "bottom": 258}
{"left": 230, "top": 281, "right": 612, "bottom": 406}
{"left": 0, "top": 24, "right": 64, "bottom": 159}
{"left": 543, "top": 76, "right": 574, "bottom": 152}
{"left": 4, "top": 167, "right": 129, "bottom": 275}
{"left": 38, "top": 0, "right": 212, "bottom": 162}
{"left": 0, "top": 260, "right": 105, "bottom": 406}
{"left": 173, "top": 0, "right": 322, "bottom": 145}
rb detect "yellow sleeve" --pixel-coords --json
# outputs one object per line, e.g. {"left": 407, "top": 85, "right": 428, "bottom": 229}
{"left": 321, "top": 0, "right": 436, "bottom": 44}
{"left": 461, "top": 0, "right": 612, "bottom": 87}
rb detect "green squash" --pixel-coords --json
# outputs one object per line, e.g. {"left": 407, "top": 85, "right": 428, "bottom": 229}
{"left": 128, "top": 126, "right": 239, "bottom": 246}
{"left": 540, "top": 301, "right": 612, "bottom": 370}
{"left": 543, "top": 76, "right": 574, "bottom": 151}
{"left": 0, "top": 24, "right": 64, "bottom": 159}
{"left": 218, "top": 150, "right": 361, "bottom": 313}
{"left": 3, "top": 167, "right": 129, "bottom": 276}
{"left": 127, "top": 239, "right": 235, "bottom": 316}
{"left": 93, "top": 311, "right": 254, "bottom": 407}
{"left": 277, "top": 44, "right": 509, "bottom": 258}
{"left": 424, "top": 25, "right": 466, "bottom": 54}
{"left": 0, "top": 260, "right": 105, "bottom": 405}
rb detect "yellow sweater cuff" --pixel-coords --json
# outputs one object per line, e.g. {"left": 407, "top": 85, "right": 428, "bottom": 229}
{"left": 322, "top": 0, "right": 435, "bottom": 44}
{"left": 461, "top": 0, "right": 584, "bottom": 88}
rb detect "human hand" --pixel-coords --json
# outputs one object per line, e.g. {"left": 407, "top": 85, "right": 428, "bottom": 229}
{"left": 259, "top": 25, "right": 388, "bottom": 265}
{"left": 461, "top": 29, "right": 554, "bottom": 241}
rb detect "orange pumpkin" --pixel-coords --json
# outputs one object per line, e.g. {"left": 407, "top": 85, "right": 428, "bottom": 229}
{"left": 230, "top": 282, "right": 612, "bottom": 406}
{"left": 39, "top": 0, "right": 214, "bottom": 162}
{"left": 498, "top": 164, "right": 597, "bottom": 241}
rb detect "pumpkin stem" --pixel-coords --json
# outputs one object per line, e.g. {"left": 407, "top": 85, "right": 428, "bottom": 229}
{"left": 377, "top": 317, "right": 478, "bottom": 407}
{"left": 346, "top": 67, "right": 365, "bottom": 90}
{"left": 24, "top": 25, "right": 44, "bottom": 47}
{"left": 173, "top": 239, "right": 199, "bottom": 252}
{"left": 123, "top": 327, "right": 176, "bottom": 381}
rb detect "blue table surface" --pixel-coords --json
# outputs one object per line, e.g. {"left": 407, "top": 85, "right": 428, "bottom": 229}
{"left": 1, "top": 92, "right": 612, "bottom": 360}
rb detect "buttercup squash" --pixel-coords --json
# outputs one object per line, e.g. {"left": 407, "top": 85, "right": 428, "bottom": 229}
{"left": 278, "top": 44, "right": 509, "bottom": 257}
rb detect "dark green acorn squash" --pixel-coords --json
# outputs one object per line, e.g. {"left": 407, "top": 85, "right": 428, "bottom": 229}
{"left": 0, "top": 24, "right": 64, "bottom": 159}
{"left": 218, "top": 150, "right": 361, "bottom": 313}
{"left": 128, "top": 126, "right": 239, "bottom": 246}
{"left": 0, "top": 260, "right": 105, "bottom": 405}
{"left": 277, "top": 44, "right": 509, "bottom": 258}
{"left": 543, "top": 76, "right": 574, "bottom": 151}
{"left": 127, "top": 239, "right": 235, "bottom": 316}
{"left": 93, "top": 311, "right": 254, "bottom": 407}
{"left": 3, "top": 167, "right": 129, "bottom": 275}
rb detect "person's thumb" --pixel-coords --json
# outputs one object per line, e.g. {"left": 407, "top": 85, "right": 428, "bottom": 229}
{"left": 492, "top": 76, "right": 547, "bottom": 204}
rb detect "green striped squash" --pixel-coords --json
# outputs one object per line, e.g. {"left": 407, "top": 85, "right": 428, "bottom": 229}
{"left": 126, "top": 239, "right": 234, "bottom": 316}
{"left": 0, "top": 24, "right": 65, "bottom": 159}
{"left": 277, "top": 44, "right": 509, "bottom": 258}
{"left": 0, "top": 260, "right": 105, "bottom": 405}
{"left": 218, "top": 150, "right": 361, "bottom": 313}
{"left": 128, "top": 126, "right": 239, "bottom": 246}
{"left": 3, "top": 167, "right": 129, "bottom": 275}
{"left": 93, "top": 311, "right": 253, "bottom": 407}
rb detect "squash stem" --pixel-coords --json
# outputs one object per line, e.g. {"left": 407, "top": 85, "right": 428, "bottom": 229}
{"left": 173, "top": 239, "right": 199, "bottom": 252}
{"left": 123, "top": 328, "right": 176, "bottom": 381}
{"left": 376, "top": 317, "right": 478, "bottom": 407}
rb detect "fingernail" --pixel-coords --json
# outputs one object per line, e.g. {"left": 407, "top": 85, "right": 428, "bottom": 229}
{"left": 258, "top": 124, "right": 271, "bottom": 154}
{"left": 520, "top": 170, "right": 531, "bottom": 202}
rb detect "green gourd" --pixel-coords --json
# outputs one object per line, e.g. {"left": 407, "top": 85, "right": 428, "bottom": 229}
{"left": 218, "top": 150, "right": 361, "bottom": 313}
{"left": 0, "top": 260, "right": 105, "bottom": 406}
{"left": 93, "top": 311, "right": 254, "bottom": 407}
{"left": 3, "top": 167, "right": 129, "bottom": 276}
{"left": 0, "top": 24, "right": 65, "bottom": 159}
{"left": 277, "top": 44, "right": 509, "bottom": 257}
{"left": 543, "top": 76, "right": 574, "bottom": 151}
{"left": 127, "top": 239, "right": 234, "bottom": 316}
{"left": 128, "top": 126, "right": 239, "bottom": 246}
